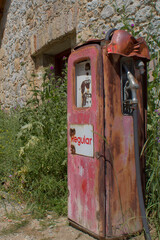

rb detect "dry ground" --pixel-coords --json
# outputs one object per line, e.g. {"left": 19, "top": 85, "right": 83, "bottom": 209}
{"left": 0, "top": 191, "right": 152, "bottom": 240}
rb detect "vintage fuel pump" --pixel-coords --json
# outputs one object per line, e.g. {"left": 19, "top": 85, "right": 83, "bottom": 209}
{"left": 67, "top": 29, "right": 150, "bottom": 240}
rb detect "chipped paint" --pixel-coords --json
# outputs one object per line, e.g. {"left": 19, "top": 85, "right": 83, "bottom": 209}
{"left": 103, "top": 46, "right": 147, "bottom": 237}
{"left": 67, "top": 43, "right": 105, "bottom": 237}
{"left": 68, "top": 39, "right": 147, "bottom": 239}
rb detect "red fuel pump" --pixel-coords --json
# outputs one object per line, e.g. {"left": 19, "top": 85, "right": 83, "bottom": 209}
{"left": 67, "top": 29, "right": 150, "bottom": 240}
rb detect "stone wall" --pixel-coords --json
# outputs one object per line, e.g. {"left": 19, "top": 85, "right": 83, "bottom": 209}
{"left": 0, "top": 0, "right": 159, "bottom": 109}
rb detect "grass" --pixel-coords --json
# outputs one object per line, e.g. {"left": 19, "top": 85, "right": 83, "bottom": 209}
{"left": 0, "top": 65, "right": 68, "bottom": 216}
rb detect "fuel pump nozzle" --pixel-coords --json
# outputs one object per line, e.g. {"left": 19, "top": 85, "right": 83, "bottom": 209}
{"left": 123, "top": 64, "right": 139, "bottom": 104}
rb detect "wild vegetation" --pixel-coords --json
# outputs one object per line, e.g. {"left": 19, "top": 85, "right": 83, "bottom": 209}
{"left": 0, "top": 63, "right": 68, "bottom": 217}
{"left": 145, "top": 38, "right": 160, "bottom": 238}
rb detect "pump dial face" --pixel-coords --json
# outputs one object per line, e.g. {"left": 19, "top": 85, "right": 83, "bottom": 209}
{"left": 75, "top": 60, "right": 92, "bottom": 108}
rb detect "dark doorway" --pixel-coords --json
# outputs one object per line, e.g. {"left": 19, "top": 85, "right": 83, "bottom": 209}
{"left": 55, "top": 48, "right": 71, "bottom": 77}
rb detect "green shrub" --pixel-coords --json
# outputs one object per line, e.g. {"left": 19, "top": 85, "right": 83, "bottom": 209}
{"left": 16, "top": 65, "right": 67, "bottom": 214}
{"left": 0, "top": 109, "right": 21, "bottom": 184}
{"left": 145, "top": 40, "right": 160, "bottom": 235}
{"left": 0, "top": 64, "right": 68, "bottom": 216}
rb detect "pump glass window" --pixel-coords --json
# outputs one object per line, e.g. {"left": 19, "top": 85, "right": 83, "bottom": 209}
{"left": 75, "top": 60, "right": 92, "bottom": 108}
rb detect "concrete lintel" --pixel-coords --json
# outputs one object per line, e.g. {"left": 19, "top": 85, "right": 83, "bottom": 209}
{"left": 30, "top": 9, "right": 78, "bottom": 57}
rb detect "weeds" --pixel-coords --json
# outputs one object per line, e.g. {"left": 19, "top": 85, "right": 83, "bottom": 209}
{"left": 145, "top": 42, "right": 160, "bottom": 237}
{"left": 0, "top": 109, "right": 21, "bottom": 184}
{"left": 0, "top": 64, "right": 68, "bottom": 216}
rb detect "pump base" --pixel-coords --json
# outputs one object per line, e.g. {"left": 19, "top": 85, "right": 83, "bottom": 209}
{"left": 68, "top": 219, "right": 143, "bottom": 240}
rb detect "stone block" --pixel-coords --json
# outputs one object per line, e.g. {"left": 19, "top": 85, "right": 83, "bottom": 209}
{"left": 87, "top": 0, "right": 99, "bottom": 12}
{"left": 135, "top": 6, "right": 152, "bottom": 23}
{"left": 30, "top": 8, "right": 77, "bottom": 56}
{"left": 14, "top": 58, "right": 20, "bottom": 71}
{"left": 126, "top": 4, "right": 137, "bottom": 15}
{"left": 0, "top": 48, "right": 5, "bottom": 60}
{"left": 0, "top": 69, "right": 5, "bottom": 79}
{"left": 101, "top": 5, "right": 114, "bottom": 19}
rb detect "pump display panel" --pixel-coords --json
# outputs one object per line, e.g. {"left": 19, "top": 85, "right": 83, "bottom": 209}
{"left": 75, "top": 60, "right": 92, "bottom": 108}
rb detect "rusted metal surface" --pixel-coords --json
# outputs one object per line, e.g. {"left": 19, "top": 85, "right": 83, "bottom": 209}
{"left": 68, "top": 36, "right": 148, "bottom": 239}
{"left": 106, "top": 30, "right": 150, "bottom": 61}
{"left": 102, "top": 46, "right": 146, "bottom": 238}
{"left": 67, "top": 44, "right": 105, "bottom": 237}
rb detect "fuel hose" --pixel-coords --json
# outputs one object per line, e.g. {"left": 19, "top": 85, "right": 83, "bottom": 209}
{"left": 133, "top": 104, "right": 151, "bottom": 240}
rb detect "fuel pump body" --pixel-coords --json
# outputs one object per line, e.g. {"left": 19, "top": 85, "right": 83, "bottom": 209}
{"left": 103, "top": 52, "right": 147, "bottom": 237}
{"left": 67, "top": 31, "right": 149, "bottom": 239}
{"left": 67, "top": 44, "right": 105, "bottom": 238}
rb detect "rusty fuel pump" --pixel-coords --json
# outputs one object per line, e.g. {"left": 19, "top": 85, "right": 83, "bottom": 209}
{"left": 106, "top": 29, "right": 151, "bottom": 239}
{"left": 67, "top": 29, "right": 150, "bottom": 239}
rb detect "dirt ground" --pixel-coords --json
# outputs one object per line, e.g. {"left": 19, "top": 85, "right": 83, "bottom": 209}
{"left": 0, "top": 191, "right": 150, "bottom": 240}
{"left": 0, "top": 191, "right": 94, "bottom": 240}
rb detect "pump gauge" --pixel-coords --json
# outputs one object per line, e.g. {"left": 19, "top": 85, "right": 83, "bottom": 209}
{"left": 75, "top": 60, "right": 92, "bottom": 108}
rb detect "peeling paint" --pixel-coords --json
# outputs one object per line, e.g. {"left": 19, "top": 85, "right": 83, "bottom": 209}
{"left": 68, "top": 40, "right": 147, "bottom": 239}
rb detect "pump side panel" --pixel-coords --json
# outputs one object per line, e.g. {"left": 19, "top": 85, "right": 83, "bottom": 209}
{"left": 67, "top": 45, "right": 105, "bottom": 237}
{"left": 103, "top": 49, "right": 144, "bottom": 237}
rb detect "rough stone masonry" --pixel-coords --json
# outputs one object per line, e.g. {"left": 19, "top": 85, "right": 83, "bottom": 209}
{"left": 0, "top": 0, "right": 159, "bottom": 109}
